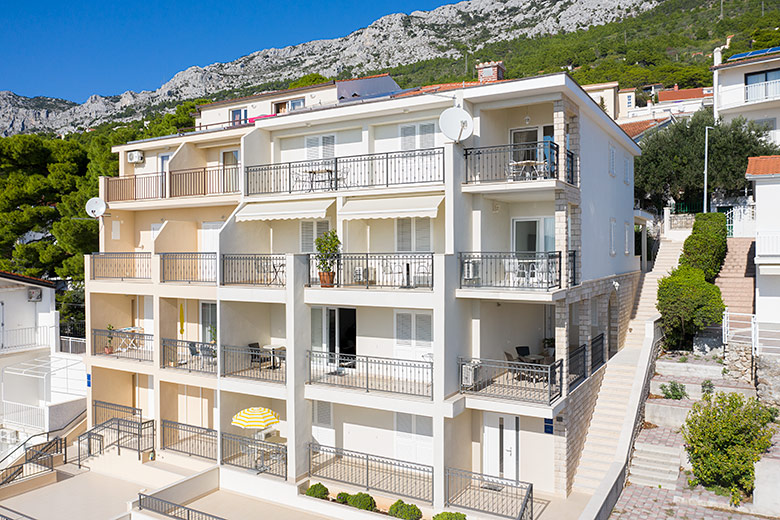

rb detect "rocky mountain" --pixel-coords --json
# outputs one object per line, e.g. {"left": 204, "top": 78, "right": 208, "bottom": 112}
{"left": 1, "top": 0, "right": 657, "bottom": 136}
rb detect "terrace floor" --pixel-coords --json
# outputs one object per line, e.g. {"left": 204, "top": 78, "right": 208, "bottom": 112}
{"left": 186, "top": 489, "right": 333, "bottom": 520}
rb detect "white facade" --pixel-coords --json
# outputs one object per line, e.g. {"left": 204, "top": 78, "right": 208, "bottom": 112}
{"left": 751, "top": 173, "right": 780, "bottom": 322}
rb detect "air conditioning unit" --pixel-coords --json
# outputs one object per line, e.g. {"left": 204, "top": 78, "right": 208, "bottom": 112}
{"left": 462, "top": 260, "right": 480, "bottom": 281}
{"left": 461, "top": 362, "right": 481, "bottom": 388}
{"left": 353, "top": 266, "right": 375, "bottom": 284}
{"left": 127, "top": 150, "right": 145, "bottom": 163}
{"left": 27, "top": 288, "right": 42, "bottom": 302}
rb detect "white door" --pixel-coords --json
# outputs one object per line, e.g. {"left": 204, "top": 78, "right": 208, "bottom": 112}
{"left": 394, "top": 311, "right": 433, "bottom": 362}
{"left": 199, "top": 221, "right": 222, "bottom": 281}
{"left": 483, "top": 412, "right": 519, "bottom": 480}
{"left": 141, "top": 296, "right": 153, "bottom": 335}
{"left": 395, "top": 413, "right": 433, "bottom": 465}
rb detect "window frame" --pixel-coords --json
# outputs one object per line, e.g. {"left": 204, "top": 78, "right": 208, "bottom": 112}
{"left": 395, "top": 217, "right": 433, "bottom": 253}
{"left": 300, "top": 219, "right": 331, "bottom": 254}
{"left": 610, "top": 218, "right": 617, "bottom": 257}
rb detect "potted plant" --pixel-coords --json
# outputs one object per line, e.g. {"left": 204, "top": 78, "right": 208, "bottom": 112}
{"left": 208, "top": 325, "right": 217, "bottom": 345}
{"left": 105, "top": 324, "right": 115, "bottom": 354}
{"left": 315, "top": 230, "right": 341, "bottom": 288}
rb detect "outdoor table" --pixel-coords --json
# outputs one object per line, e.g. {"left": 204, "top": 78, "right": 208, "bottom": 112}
{"left": 263, "top": 344, "right": 286, "bottom": 370}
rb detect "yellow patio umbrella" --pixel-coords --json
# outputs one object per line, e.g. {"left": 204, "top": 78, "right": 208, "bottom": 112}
{"left": 231, "top": 407, "right": 280, "bottom": 430}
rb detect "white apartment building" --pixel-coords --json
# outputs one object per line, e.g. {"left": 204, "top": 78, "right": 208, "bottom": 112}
{"left": 84, "top": 63, "right": 642, "bottom": 519}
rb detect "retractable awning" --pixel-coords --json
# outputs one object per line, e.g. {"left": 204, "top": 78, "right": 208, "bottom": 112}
{"left": 340, "top": 194, "right": 444, "bottom": 221}
{"left": 235, "top": 199, "right": 334, "bottom": 222}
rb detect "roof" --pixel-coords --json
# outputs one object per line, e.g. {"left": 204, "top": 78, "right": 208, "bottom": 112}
{"left": 712, "top": 51, "right": 780, "bottom": 70}
{"left": 619, "top": 117, "right": 672, "bottom": 139}
{"left": 0, "top": 270, "right": 54, "bottom": 289}
{"left": 582, "top": 81, "right": 619, "bottom": 90}
{"left": 658, "top": 88, "right": 713, "bottom": 102}
{"left": 618, "top": 88, "right": 635, "bottom": 93}
{"left": 391, "top": 81, "right": 482, "bottom": 98}
{"left": 746, "top": 155, "right": 780, "bottom": 177}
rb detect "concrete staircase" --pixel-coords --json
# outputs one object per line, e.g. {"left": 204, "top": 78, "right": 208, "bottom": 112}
{"left": 628, "top": 442, "right": 680, "bottom": 490}
{"left": 715, "top": 238, "right": 755, "bottom": 314}
{"left": 572, "top": 238, "right": 685, "bottom": 494}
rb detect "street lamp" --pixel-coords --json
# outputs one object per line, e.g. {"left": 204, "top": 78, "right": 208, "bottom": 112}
{"left": 704, "top": 125, "right": 715, "bottom": 213}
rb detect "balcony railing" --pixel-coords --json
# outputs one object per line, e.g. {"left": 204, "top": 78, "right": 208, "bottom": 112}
{"left": 308, "top": 253, "right": 434, "bottom": 289}
{"left": 161, "top": 420, "right": 217, "bottom": 461}
{"left": 162, "top": 339, "right": 218, "bottom": 375}
{"left": 459, "top": 357, "right": 563, "bottom": 405}
{"left": 92, "top": 328, "right": 153, "bottom": 362}
{"left": 93, "top": 400, "right": 142, "bottom": 426}
{"left": 757, "top": 232, "right": 780, "bottom": 257}
{"left": 77, "top": 417, "right": 155, "bottom": 467}
{"left": 221, "top": 254, "right": 286, "bottom": 286}
{"left": 309, "top": 443, "right": 433, "bottom": 504}
{"left": 459, "top": 252, "right": 561, "bottom": 290}
{"left": 170, "top": 165, "right": 241, "bottom": 198}
{"left": 0, "top": 326, "right": 51, "bottom": 351}
{"left": 746, "top": 78, "right": 780, "bottom": 103}
{"left": 222, "top": 344, "right": 286, "bottom": 384}
{"left": 568, "top": 250, "right": 578, "bottom": 286}
{"left": 565, "top": 149, "right": 576, "bottom": 185}
{"left": 221, "top": 432, "right": 287, "bottom": 479}
{"left": 1, "top": 401, "right": 46, "bottom": 431}
{"left": 105, "top": 172, "right": 165, "bottom": 202}
{"left": 591, "top": 333, "right": 605, "bottom": 371}
{"left": 91, "top": 252, "right": 151, "bottom": 280}
{"left": 0, "top": 454, "right": 53, "bottom": 488}
{"left": 138, "top": 493, "right": 226, "bottom": 520}
{"left": 445, "top": 467, "right": 533, "bottom": 520}
{"left": 160, "top": 252, "right": 217, "bottom": 284}
{"left": 245, "top": 148, "right": 444, "bottom": 195}
{"left": 308, "top": 350, "right": 433, "bottom": 399}
{"left": 568, "top": 344, "right": 587, "bottom": 391}
{"left": 464, "top": 142, "right": 560, "bottom": 184}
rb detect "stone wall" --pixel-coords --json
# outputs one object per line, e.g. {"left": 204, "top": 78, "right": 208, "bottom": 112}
{"left": 725, "top": 342, "right": 754, "bottom": 383}
{"left": 669, "top": 214, "right": 695, "bottom": 230}
{"left": 757, "top": 355, "right": 780, "bottom": 408}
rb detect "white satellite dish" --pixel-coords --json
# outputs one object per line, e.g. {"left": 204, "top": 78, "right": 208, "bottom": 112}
{"left": 85, "top": 197, "right": 107, "bottom": 218}
{"left": 439, "top": 107, "right": 474, "bottom": 143}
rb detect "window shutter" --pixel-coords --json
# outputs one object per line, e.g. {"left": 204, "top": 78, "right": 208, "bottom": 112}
{"left": 415, "top": 313, "right": 432, "bottom": 350}
{"left": 396, "top": 412, "right": 413, "bottom": 434}
{"left": 396, "top": 312, "right": 412, "bottom": 346}
{"left": 316, "top": 220, "right": 330, "bottom": 240}
{"left": 401, "top": 125, "right": 417, "bottom": 151}
{"left": 415, "top": 415, "right": 433, "bottom": 437}
{"left": 305, "top": 136, "right": 320, "bottom": 160}
{"left": 397, "top": 218, "right": 412, "bottom": 252}
{"left": 610, "top": 218, "right": 616, "bottom": 255}
{"left": 311, "top": 308, "right": 323, "bottom": 351}
{"left": 414, "top": 217, "right": 431, "bottom": 252}
{"left": 609, "top": 145, "right": 616, "bottom": 176}
{"left": 625, "top": 222, "right": 631, "bottom": 255}
{"left": 321, "top": 135, "right": 335, "bottom": 158}
{"left": 301, "top": 221, "right": 314, "bottom": 253}
{"left": 419, "top": 123, "right": 435, "bottom": 149}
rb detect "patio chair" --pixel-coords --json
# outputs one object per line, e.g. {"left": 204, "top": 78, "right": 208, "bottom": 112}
{"left": 187, "top": 342, "right": 200, "bottom": 364}
{"left": 248, "top": 342, "right": 262, "bottom": 366}
{"left": 503, "top": 352, "right": 523, "bottom": 381}
{"left": 200, "top": 344, "right": 217, "bottom": 366}
{"left": 515, "top": 346, "right": 531, "bottom": 360}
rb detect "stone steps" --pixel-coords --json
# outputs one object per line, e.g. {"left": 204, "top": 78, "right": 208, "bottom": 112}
{"left": 650, "top": 374, "right": 756, "bottom": 400}
{"left": 654, "top": 360, "right": 724, "bottom": 379}
{"left": 628, "top": 441, "right": 681, "bottom": 490}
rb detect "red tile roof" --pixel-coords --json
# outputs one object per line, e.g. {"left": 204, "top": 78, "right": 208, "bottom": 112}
{"left": 746, "top": 155, "right": 780, "bottom": 176}
{"left": 619, "top": 118, "right": 671, "bottom": 139}
{"left": 0, "top": 270, "right": 54, "bottom": 288}
{"left": 658, "top": 88, "right": 712, "bottom": 102}
{"left": 392, "top": 82, "right": 481, "bottom": 98}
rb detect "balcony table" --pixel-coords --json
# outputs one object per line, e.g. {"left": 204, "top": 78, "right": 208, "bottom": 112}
{"left": 262, "top": 344, "right": 286, "bottom": 370}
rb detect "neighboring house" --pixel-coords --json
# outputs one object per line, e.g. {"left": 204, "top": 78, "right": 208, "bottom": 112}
{"left": 619, "top": 86, "right": 713, "bottom": 123}
{"left": 619, "top": 116, "right": 674, "bottom": 143}
{"left": 0, "top": 271, "right": 56, "bottom": 362}
{"left": 582, "top": 81, "right": 619, "bottom": 119}
{"left": 85, "top": 62, "right": 642, "bottom": 517}
{"left": 713, "top": 45, "right": 780, "bottom": 145}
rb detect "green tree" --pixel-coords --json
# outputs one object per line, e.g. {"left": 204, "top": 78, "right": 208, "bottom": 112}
{"left": 289, "top": 73, "right": 329, "bottom": 89}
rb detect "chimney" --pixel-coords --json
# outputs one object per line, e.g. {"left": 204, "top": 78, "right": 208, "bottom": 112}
{"left": 674, "top": 83, "right": 679, "bottom": 91}
{"left": 476, "top": 61, "right": 505, "bottom": 84}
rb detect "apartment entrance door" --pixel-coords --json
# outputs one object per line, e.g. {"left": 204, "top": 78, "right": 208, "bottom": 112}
{"left": 483, "top": 412, "right": 519, "bottom": 480}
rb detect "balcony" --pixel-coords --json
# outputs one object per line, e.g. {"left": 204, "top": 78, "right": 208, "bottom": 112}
{"left": 459, "top": 357, "right": 563, "bottom": 405}
{"left": 445, "top": 467, "right": 533, "bottom": 520}
{"left": 161, "top": 419, "right": 218, "bottom": 461}
{"left": 245, "top": 148, "right": 444, "bottom": 196}
{"left": 308, "top": 350, "right": 432, "bottom": 399}
{"left": 459, "top": 252, "right": 562, "bottom": 290}
{"left": 170, "top": 165, "right": 240, "bottom": 198}
{"left": 0, "top": 326, "right": 51, "bottom": 352}
{"left": 161, "top": 338, "right": 218, "bottom": 375}
{"left": 90, "top": 252, "right": 151, "bottom": 281}
{"left": 138, "top": 494, "right": 224, "bottom": 520}
{"left": 221, "top": 431, "right": 287, "bottom": 479}
{"left": 105, "top": 172, "right": 165, "bottom": 202}
{"left": 464, "top": 142, "right": 575, "bottom": 185}
{"left": 91, "top": 328, "right": 153, "bottom": 362}
{"left": 221, "top": 254, "right": 286, "bottom": 286}
{"left": 308, "top": 253, "right": 434, "bottom": 289}
{"left": 757, "top": 232, "right": 780, "bottom": 261}
{"left": 746, "top": 79, "right": 780, "bottom": 103}
{"left": 161, "top": 252, "right": 217, "bottom": 284}
{"left": 222, "top": 344, "right": 286, "bottom": 384}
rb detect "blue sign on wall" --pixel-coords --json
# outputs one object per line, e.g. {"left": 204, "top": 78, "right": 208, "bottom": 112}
{"left": 86, "top": 373, "right": 91, "bottom": 388}
{"left": 544, "top": 418, "right": 553, "bottom": 435}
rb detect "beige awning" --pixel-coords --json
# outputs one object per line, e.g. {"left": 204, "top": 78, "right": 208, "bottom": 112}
{"left": 340, "top": 195, "right": 444, "bottom": 221}
{"left": 235, "top": 199, "right": 334, "bottom": 222}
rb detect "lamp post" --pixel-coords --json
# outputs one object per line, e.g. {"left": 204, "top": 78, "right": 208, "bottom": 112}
{"left": 704, "top": 125, "right": 714, "bottom": 213}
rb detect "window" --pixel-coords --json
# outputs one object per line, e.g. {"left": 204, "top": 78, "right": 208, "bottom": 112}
{"left": 289, "top": 98, "right": 305, "bottom": 111}
{"left": 200, "top": 302, "right": 217, "bottom": 343}
{"left": 745, "top": 69, "right": 780, "bottom": 101}
{"left": 610, "top": 218, "right": 616, "bottom": 256}
{"left": 312, "top": 400, "right": 332, "bottom": 428}
{"left": 623, "top": 156, "right": 631, "bottom": 185}
{"left": 396, "top": 218, "right": 431, "bottom": 252}
{"left": 753, "top": 118, "right": 777, "bottom": 131}
{"left": 305, "top": 135, "right": 335, "bottom": 160}
{"left": 301, "top": 220, "right": 330, "bottom": 253}
{"left": 400, "top": 122, "right": 436, "bottom": 150}
{"left": 609, "top": 144, "right": 616, "bottom": 177}
{"left": 626, "top": 94, "right": 633, "bottom": 108}
{"left": 274, "top": 98, "right": 305, "bottom": 114}
{"left": 159, "top": 154, "right": 170, "bottom": 173}
{"left": 512, "top": 218, "right": 555, "bottom": 252}
{"left": 394, "top": 310, "right": 433, "bottom": 361}
{"left": 230, "top": 108, "right": 247, "bottom": 125}
{"left": 625, "top": 222, "right": 631, "bottom": 255}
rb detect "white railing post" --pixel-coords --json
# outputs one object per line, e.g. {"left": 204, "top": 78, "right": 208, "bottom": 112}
{"left": 752, "top": 314, "right": 758, "bottom": 356}
{"left": 722, "top": 308, "right": 729, "bottom": 345}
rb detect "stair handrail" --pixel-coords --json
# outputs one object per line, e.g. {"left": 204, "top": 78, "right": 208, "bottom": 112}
{"left": 0, "top": 407, "right": 85, "bottom": 468}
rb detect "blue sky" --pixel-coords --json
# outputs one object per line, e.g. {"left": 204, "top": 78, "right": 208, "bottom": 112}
{"left": 1, "top": 0, "right": 455, "bottom": 103}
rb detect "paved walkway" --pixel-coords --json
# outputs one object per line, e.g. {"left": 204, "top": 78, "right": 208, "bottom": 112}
{"left": 188, "top": 490, "right": 334, "bottom": 520}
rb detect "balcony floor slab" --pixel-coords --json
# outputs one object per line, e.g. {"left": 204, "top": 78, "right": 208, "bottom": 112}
{"left": 304, "top": 287, "right": 436, "bottom": 308}
{"left": 304, "top": 384, "right": 434, "bottom": 415}
{"left": 455, "top": 287, "right": 566, "bottom": 302}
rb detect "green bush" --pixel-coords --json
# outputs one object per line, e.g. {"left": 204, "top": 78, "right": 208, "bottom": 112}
{"left": 346, "top": 492, "right": 376, "bottom": 511}
{"left": 305, "top": 483, "right": 329, "bottom": 500}
{"left": 433, "top": 513, "right": 468, "bottom": 520}
{"left": 389, "top": 500, "right": 423, "bottom": 520}
{"left": 679, "top": 213, "right": 727, "bottom": 282}
{"left": 660, "top": 381, "right": 688, "bottom": 400}
{"left": 682, "top": 392, "right": 778, "bottom": 504}
{"left": 335, "top": 492, "right": 350, "bottom": 504}
{"left": 656, "top": 265, "right": 724, "bottom": 350}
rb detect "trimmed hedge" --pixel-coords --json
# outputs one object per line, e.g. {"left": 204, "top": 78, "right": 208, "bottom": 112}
{"left": 335, "top": 492, "right": 350, "bottom": 504}
{"left": 433, "top": 513, "right": 468, "bottom": 520}
{"left": 346, "top": 492, "right": 376, "bottom": 511}
{"left": 679, "top": 212, "right": 727, "bottom": 282}
{"left": 389, "top": 500, "right": 423, "bottom": 520}
{"left": 305, "top": 482, "right": 329, "bottom": 500}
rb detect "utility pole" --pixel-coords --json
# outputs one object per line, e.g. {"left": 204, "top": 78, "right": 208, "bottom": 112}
{"left": 704, "top": 126, "right": 714, "bottom": 213}
{"left": 720, "top": 0, "right": 724, "bottom": 19}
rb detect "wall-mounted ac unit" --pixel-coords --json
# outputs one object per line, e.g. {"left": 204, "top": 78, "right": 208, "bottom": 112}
{"left": 127, "top": 150, "right": 145, "bottom": 163}
{"left": 461, "top": 362, "right": 481, "bottom": 388}
{"left": 27, "top": 288, "right": 42, "bottom": 302}
{"left": 462, "top": 260, "right": 480, "bottom": 281}
{"left": 353, "top": 266, "right": 375, "bottom": 284}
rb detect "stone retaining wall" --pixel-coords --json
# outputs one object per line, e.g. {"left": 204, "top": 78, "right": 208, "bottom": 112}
{"left": 725, "top": 342, "right": 754, "bottom": 383}
{"left": 757, "top": 355, "right": 780, "bottom": 408}
{"left": 669, "top": 214, "right": 695, "bottom": 230}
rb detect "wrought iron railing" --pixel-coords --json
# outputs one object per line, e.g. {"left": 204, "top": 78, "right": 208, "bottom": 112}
{"left": 222, "top": 344, "right": 286, "bottom": 384}
{"left": 105, "top": 172, "right": 165, "bottom": 202}
{"left": 93, "top": 400, "right": 142, "bottom": 426}
{"left": 138, "top": 493, "right": 226, "bottom": 520}
{"left": 590, "top": 333, "right": 605, "bottom": 371}
{"left": 309, "top": 443, "right": 433, "bottom": 503}
{"left": 569, "top": 344, "right": 587, "bottom": 391}
{"left": 91, "top": 252, "right": 152, "bottom": 280}
{"left": 161, "top": 338, "right": 218, "bottom": 375}
{"left": 92, "top": 328, "right": 153, "bottom": 362}
{"left": 309, "top": 253, "right": 434, "bottom": 289}
{"left": 60, "top": 320, "right": 86, "bottom": 354}
{"left": 161, "top": 420, "right": 217, "bottom": 461}
{"left": 221, "top": 432, "right": 287, "bottom": 479}
{"left": 445, "top": 467, "right": 533, "bottom": 520}
{"left": 77, "top": 417, "right": 154, "bottom": 467}
{"left": 245, "top": 148, "right": 444, "bottom": 195}
{"left": 458, "top": 357, "right": 563, "bottom": 405}
{"left": 170, "top": 165, "right": 241, "bottom": 198}
{"left": 0, "top": 454, "right": 53, "bottom": 488}
{"left": 308, "top": 350, "right": 433, "bottom": 398}
{"left": 670, "top": 200, "right": 703, "bottom": 214}
{"left": 221, "top": 254, "right": 286, "bottom": 286}
{"left": 565, "top": 149, "right": 576, "bottom": 185}
{"left": 160, "top": 252, "right": 218, "bottom": 283}
{"left": 464, "top": 142, "right": 560, "bottom": 183}
{"left": 567, "top": 250, "right": 578, "bottom": 286}
{"left": 459, "top": 252, "right": 561, "bottom": 290}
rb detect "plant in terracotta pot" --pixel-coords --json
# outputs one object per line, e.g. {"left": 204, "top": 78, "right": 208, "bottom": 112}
{"left": 105, "top": 324, "right": 115, "bottom": 354}
{"left": 315, "top": 230, "right": 341, "bottom": 288}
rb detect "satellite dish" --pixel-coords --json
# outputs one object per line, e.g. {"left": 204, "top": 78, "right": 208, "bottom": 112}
{"left": 439, "top": 107, "right": 474, "bottom": 143}
{"left": 85, "top": 197, "right": 107, "bottom": 218}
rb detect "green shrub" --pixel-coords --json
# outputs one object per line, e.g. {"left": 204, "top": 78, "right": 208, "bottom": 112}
{"left": 336, "top": 492, "right": 350, "bottom": 504}
{"left": 657, "top": 265, "right": 724, "bottom": 350}
{"left": 305, "top": 483, "right": 329, "bottom": 500}
{"left": 433, "top": 513, "right": 468, "bottom": 520}
{"left": 682, "top": 392, "right": 778, "bottom": 504}
{"left": 679, "top": 213, "right": 727, "bottom": 282}
{"left": 347, "top": 492, "right": 376, "bottom": 511}
{"left": 660, "top": 381, "right": 688, "bottom": 400}
{"left": 701, "top": 379, "right": 715, "bottom": 395}
{"left": 389, "top": 500, "right": 423, "bottom": 520}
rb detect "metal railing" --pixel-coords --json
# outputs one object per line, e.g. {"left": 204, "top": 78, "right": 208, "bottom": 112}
{"left": 0, "top": 454, "right": 53, "bottom": 488}
{"left": 0, "top": 326, "right": 51, "bottom": 351}
{"left": 569, "top": 344, "right": 587, "bottom": 391}
{"left": 445, "top": 467, "right": 533, "bottom": 520}
{"left": 138, "top": 493, "right": 226, "bottom": 520}
{"left": 161, "top": 420, "right": 217, "bottom": 461}
{"left": 77, "top": 417, "right": 154, "bottom": 467}
{"left": 92, "top": 328, "right": 153, "bottom": 362}
{"left": 459, "top": 252, "right": 562, "bottom": 290}
{"left": 670, "top": 200, "right": 703, "bottom": 214}
{"left": 246, "top": 148, "right": 444, "bottom": 195}
{"left": 161, "top": 252, "right": 218, "bottom": 283}
{"left": 756, "top": 231, "right": 780, "bottom": 256}
{"left": 161, "top": 339, "right": 218, "bottom": 375}
{"left": 221, "top": 432, "right": 287, "bottom": 479}
{"left": 60, "top": 320, "right": 86, "bottom": 354}
{"left": 568, "top": 250, "right": 578, "bottom": 286}
{"left": 222, "top": 344, "right": 286, "bottom": 384}
{"left": 221, "top": 254, "right": 286, "bottom": 286}
{"left": 308, "top": 253, "right": 434, "bottom": 289}
{"left": 464, "top": 142, "right": 560, "bottom": 183}
{"left": 746, "top": 78, "right": 780, "bottom": 103}
{"left": 459, "top": 357, "right": 563, "bottom": 404}
{"left": 309, "top": 443, "right": 433, "bottom": 503}
{"left": 91, "top": 252, "right": 152, "bottom": 280}
{"left": 565, "top": 149, "right": 576, "bottom": 185}
{"left": 590, "top": 333, "right": 605, "bottom": 371}
{"left": 93, "top": 400, "right": 142, "bottom": 426}
{"left": 25, "top": 437, "right": 66, "bottom": 464}
{"left": 1, "top": 401, "right": 45, "bottom": 431}
{"left": 178, "top": 117, "right": 255, "bottom": 134}
{"left": 170, "top": 165, "right": 241, "bottom": 198}
{"left": 308, "top": 350, "right": 433, "bottom": 398}
{"left": 105, "top": 172, "right": 165, "bottom": 202}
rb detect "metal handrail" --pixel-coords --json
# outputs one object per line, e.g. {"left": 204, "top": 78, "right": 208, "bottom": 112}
{"left": 222, "top": 344, "right": 286, "bottom": 384}
{"left": 92, "top": 328, "right": 154, "bottom": 362}
{"left": 0, "top": 453, "right": 53, "bottom": 488}
{"left": 458, "top": 356, "right": 563, "bottom": 405}
{"left": 221, "top": 254, "right": 286, "bottom": 286}
{"left": 464, "top": 141, "right": 560, "bottom": 183}
{"left": 308, "top": 252, "right": 434, "bottom": 289}
{"left": 91, "top": 252, "right": 152, "bottom": 280}
{"left": 161, "top": 338, "right": 218, "bottom": 375}
{"left": 161, "top": 420, "right": 217, "bottom": 461}
{"left": 170, "top": 164, "right": 241, "bottom": 198}
{"left": 93, "top": 400, "right": 142, "bottom": 426}
{"left": 105, "top": 172, "right": 166, "bottom": 202}
{"left": 138, "top": 493, "right": 227, "bottom": 520}
{"left": 590, "top": 333, "right": 605, "bottom": 371}
{"left": 569, "top": 344, "right": 587, "bottom": 391}
{"left": 459, "top": 252, "right": 562, "bottom": 290}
